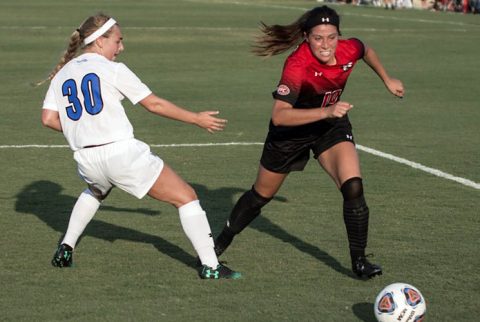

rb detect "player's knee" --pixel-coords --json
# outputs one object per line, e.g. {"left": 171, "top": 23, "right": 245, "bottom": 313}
{"left": 173, "top": 188, "right": 198, "bottom": 208}
{"left": 250, "top": 186, "right": 273, "bottom": 209}
{"left": 229, "top": 187, "right": 271, "bottom": 219}
{"left": 227, "top": 186, "right": 272, "bottom": 235}
{"left": 86, "top": 186, "right": 110, "bottom": 201}
{"left": 184, "top": 184, "right": 198, "bottom": 200}
{"left": 340, "top": 177, "right": 364, "bottom": 201}
{"left": 342, "top": 177, "right": 369, "bottom": 219}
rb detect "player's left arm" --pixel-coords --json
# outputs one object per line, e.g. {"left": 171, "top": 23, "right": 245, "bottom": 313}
{"left": 139, "top": 94, "right": 227, "bottom": 133}
{"left": 41, "top": 109, "right": 62, "bottom": 132}
{"left": 362, "top": 46, "right": 405, "bottom": 98}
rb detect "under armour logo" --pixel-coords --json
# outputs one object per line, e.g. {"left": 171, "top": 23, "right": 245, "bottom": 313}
{"left": 346, "top": 134, "right": 353, "bottom": 140}
{"left": 321, "top": 17, "right": 330, "bottom": 23}
{"left": 314, "top": 71, "right": 323, "bottom": 77}
{"left": 342, "top": 62, "right": 353, "bottom": 71}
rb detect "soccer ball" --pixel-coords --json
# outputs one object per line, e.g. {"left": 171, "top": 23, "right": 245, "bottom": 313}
{"left": 374, "top": 283, "right": 426, "bottom": 322}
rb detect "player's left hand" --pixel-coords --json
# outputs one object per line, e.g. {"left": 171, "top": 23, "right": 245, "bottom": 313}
{"left": 196, "top": 111, "right": 228, "bottom": 133}
{"left": 385, "top": 78, "right": 404, "bottom": 98}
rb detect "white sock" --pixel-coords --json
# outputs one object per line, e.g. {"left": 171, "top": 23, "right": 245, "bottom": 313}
{"left": 62, "top": 189, "right": 101, "bottom": 249}
{"left": 178, "top": 200, "right": 219, "bottom": 268}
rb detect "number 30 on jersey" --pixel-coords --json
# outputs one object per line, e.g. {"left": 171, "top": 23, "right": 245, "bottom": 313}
{"left": 62, "top": 73, "right": 103, "bottom": 121}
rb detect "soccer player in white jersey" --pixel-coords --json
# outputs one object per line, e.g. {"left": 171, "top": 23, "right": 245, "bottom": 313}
{"left": 40, "top": 13, "right": 240, "bottom": 279}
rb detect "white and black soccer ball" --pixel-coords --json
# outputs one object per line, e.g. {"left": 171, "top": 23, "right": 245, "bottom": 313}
{"left": 374, "top": 283, "right": 426, "bottom": 322}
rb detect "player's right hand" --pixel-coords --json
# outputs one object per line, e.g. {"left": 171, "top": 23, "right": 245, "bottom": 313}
{"left": 196, "top": 111, "right": 228, "bottom": 133}
{"left": 327, "top": 101, "right": 353, "bottom": 118}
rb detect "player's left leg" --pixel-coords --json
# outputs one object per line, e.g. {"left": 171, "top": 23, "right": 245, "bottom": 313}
{"left": 148, "top": 164, "right": 241, "bottom": 279}
{"left": 318, "top": 141, "right": 382, "bottom": 279}
{"left": 51, "top": 188, "right": 105, "bottom": 268}
{"left": 214, "top": 165, "right": 286, "bottom": 257}
{"left": 53, "top": 143, "right": 118, "bottom": 268}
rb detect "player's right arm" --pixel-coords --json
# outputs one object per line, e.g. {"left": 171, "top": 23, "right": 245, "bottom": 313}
{"left": 41, "top": 82, "right": 62, "bottom": 132}
{"left": 41, "top": 109, "right": 62, "bottom": 132}
{"left": 271, "top": 99, "right": 353, "bottom": 127}
{"left": 271, "top": 55, "right": 352, "bottom": 127}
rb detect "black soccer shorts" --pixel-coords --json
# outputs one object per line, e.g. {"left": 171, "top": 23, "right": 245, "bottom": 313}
{"left": 260, "top": 122, "right": 355, "bottom": 173}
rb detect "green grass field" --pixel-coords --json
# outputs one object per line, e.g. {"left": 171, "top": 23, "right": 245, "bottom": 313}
{"left": 1, "top": 0, "right": 479, "bottom": 320}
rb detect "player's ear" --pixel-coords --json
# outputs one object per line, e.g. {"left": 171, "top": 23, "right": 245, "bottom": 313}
{"left": 94, "top": 37, "right": 104, "bottom": 49}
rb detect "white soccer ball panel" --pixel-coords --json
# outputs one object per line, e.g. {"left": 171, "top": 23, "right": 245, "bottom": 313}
{"left": 374, "top": 283, "right": 426, "bottom": 322}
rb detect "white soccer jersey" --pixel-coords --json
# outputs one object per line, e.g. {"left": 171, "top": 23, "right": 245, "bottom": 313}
{"left": 42, "top": 53, "right": 152, "bottom": 151}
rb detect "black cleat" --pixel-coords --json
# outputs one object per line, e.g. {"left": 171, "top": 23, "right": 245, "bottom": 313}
{"left": 51, "top": 243, "right": 73, "bottom": 268}
{"left": 352, "top": 255, "right": 382, "bottom": 279}
{"left": 199, "top": 263, "right": 241, "bottom": 279}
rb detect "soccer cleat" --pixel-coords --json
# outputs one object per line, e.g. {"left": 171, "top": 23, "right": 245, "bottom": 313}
{"left": 352, "top": 255, "right": 382, "bottom": 279}
{"left": 51, "top": 243, "right": 73, "bottom": 268}
{"left": 199, "top": 264, "right": 241, "bottom": 280}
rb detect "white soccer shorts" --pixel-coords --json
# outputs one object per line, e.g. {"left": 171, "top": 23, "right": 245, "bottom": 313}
{"left": 73, "top": 138, "right": 164, "bottom": 199}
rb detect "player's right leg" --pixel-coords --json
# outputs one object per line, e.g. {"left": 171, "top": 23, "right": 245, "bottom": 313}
{"left": 214, "top": 165, "right": 286, "bottom": 257}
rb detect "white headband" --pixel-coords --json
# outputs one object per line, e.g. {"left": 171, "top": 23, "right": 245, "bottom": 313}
{"left": 83, "top": 18, "right": 117, "bottom": 45}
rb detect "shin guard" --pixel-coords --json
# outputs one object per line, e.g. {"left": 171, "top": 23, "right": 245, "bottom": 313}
{"left": 215, "top": 186, "right": 272, "bottom": 255}
{"left": 341, "top": 178, "right": 369, "bottom": 260}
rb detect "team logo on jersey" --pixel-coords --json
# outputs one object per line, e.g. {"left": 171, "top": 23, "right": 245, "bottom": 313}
{"left": 342, "top": 62, "right": 353, "bottom": 71}
{"left": 277, "top": 84, "right": 290, "bottom": 96}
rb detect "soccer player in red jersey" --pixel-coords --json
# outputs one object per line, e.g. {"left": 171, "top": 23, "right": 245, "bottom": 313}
{"left": 214, "top": 6, "right": 404, "bottom": 279}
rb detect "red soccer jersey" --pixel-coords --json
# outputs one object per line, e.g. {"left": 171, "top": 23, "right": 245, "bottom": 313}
{"left": 268, "top": 38, "right": 364, "bottom": 139}
{"left": 272, "top": 38, "right": 365, "bottom": 108}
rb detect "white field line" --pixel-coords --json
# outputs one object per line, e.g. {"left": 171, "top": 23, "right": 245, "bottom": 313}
{"left": 356, "top": 144, "right": 480, "bottom": 190}
{"left": 1, "top": 142, "right": 478, "bottom": 190}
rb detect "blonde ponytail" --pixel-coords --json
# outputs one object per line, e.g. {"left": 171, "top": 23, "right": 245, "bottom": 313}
{"left": 36, "top": 13, "right": 112, "bottom": 86}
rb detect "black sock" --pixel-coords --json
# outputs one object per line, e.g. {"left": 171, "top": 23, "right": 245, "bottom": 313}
{"left": 215, "top": 186, "right": 272, "bottom": 253}
{"left": 341, "top": 178, "right": 369, "bottom": 261}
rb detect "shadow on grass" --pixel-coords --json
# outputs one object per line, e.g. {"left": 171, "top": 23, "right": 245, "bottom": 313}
{"left": 192, "top": 183, "right": 352, "bottom": 278}
{"left": 15, "top": 180, "right": 196, "bottom": 268}
{"left": 15, "top": 180, "right": 352, "bottom": 277}
{"left": 352, "top": 302, "right": 376, "bottom": 322}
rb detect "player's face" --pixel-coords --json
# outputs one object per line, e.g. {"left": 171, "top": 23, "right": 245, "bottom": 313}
{"left": 99, "top": 25, "right": 124, "bottom": 61}
{"left": 305, "top": 24, "right": 339, "bottom": 65}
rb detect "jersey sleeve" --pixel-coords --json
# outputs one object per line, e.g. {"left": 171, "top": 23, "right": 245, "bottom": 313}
{"left": 42, "top": 82, "right": 59, "bottom": 111}
{"left": 272, "top": 57, "right": 304, "bottom": 105}
{"left": 348, "top": 38, "right": 365, "bottom": 60}
{"left": 115, "top": 63, "right": 152, "bottom": 105}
